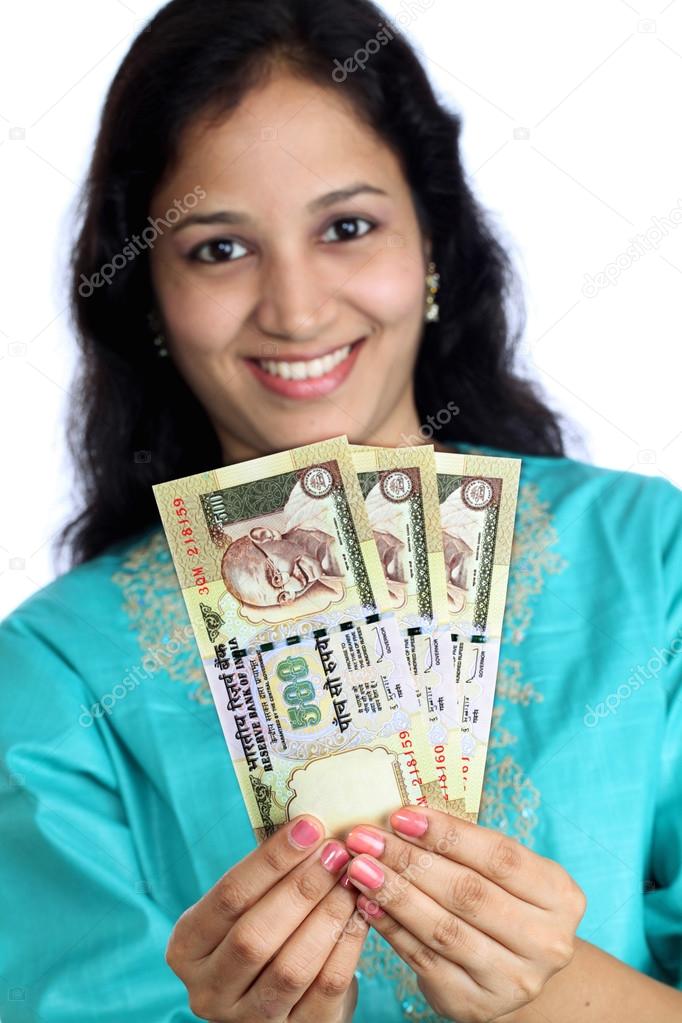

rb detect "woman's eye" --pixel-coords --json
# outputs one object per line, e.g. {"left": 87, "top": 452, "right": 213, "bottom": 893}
{"left": 189, "top": 238, "right": 248, "bottom": 263}
{"left": 322, "top": 217, "right": 375, "bottom": 243}
{"left": 188, "top": 218, "right": 375, "bottom": 262}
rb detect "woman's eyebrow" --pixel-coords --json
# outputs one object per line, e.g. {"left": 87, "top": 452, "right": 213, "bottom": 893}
{"left": 171, "top": 182, "right": 389, "bottom": 232}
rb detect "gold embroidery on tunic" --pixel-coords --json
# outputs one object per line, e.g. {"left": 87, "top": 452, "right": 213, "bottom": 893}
{"left": 111, "top": 527, "right": 212, "bottom": 704}
{"left": 496, "top": 659, "right": 544, "bottom": 706}
{"left": 504, "top": 482, "right": 568, "bottom": 646}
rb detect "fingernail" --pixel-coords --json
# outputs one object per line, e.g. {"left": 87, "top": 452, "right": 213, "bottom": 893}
{"left": 346, "top": 827, "right": 385, "bottom": 858}
{"left": 289, "top": 818, "right": 322, "bottom": 849}
{"left": 320, "top": 841, "right": 350, "bottom": 873}
{"left": 357, "top": 893, "right": 385, "bottom": 919}
{"left": 339, "top": 872, "right": 353, "bottom": 889}
{"left": 348, "top": 857, "right": 384, "bottom": 890}
{"left": 390, "top": 809, "right": 429, "bottom": 837}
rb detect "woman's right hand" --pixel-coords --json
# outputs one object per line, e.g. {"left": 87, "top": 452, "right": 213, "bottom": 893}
{"left": 165, "top": 815, "right": 369, "bottom": 1022}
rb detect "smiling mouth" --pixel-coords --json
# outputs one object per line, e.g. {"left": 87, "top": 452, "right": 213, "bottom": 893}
{"left": 244, "top": 335, "right": 367, "bottom": 399}
{"left": 254, "top": 338, "right": 362, "bottom": 380}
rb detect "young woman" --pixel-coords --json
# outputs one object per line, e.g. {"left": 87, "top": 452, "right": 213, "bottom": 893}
{"left": 1, "top": 2, "right": 680, "bottom": 1021}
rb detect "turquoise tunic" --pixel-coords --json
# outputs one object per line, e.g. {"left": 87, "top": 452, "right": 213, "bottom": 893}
{"left": 1, "top": 444, "right": 681, "bottom": 1021}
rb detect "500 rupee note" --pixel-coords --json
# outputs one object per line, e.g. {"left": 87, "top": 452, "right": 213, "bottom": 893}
{"left": 434, "top": 451, "right": 521, "bottom": 820}
{"left": 351, "top": 444, "right": 464, "bottom": 812}
{"left": 153, "top": 435, "right": 433, "bottom": 841}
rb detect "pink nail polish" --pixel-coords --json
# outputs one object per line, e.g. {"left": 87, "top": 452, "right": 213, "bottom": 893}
{"left": 289, "top": 818, "right": 322, "bottom": 849}
{"left": 339, "top": 872, "right": 353, "bottom": 889}
{"left": 347, "top": 826, "right": 384, "bottom": 859}
{"left": 346, "top": 827, "right": 385, "bottom": 858}
{"left": 320, "top": 841, "right": 350, "bottom": 873}
{"left": 357, "top": 893, "right": 385, "bottom": 919}
{"left": 390, "top": 809, "right": 429, "bottom": 837}
{"left": 348, "top": 857, "right": 384, "bottom": 890}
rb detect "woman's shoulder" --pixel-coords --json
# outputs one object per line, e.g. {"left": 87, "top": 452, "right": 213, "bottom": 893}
{"left": 1, "top": 523, "right": 165, "bottom": 634}
{"left": 0, "top": 523, "right": 190, "bottom": 700}
{"left": 462, "top": 441, "right": 682, "bottom": 532}
{"left": 3, "top": 517, "right": 217, "bottom": 710}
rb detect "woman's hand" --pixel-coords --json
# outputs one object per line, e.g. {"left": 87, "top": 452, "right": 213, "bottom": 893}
{"left": 344, "top": 805, "right": 586, "bottom": 1023}
{"left": 166, "top": 814, "right": 369, "bottom": 1022}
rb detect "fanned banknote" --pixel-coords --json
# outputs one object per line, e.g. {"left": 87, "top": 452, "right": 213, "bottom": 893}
{"left": 434, "top": 451, "right": 521, "bottom": 819}
{"left": 454, "top": 634, "right": 502, "bottom": 815}
{"left": 351, "top": 444, "right": 465, "bottom": 812}
{"left": 153, "top": 436, "right": 433, "bottom": 841}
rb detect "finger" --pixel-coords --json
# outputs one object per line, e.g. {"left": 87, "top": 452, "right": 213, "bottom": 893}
{"left": 243, "top": 878, "right": 367, "bottom": 1021}
{"left": 355, "top": 894, "right": 532, "bottom": 1016}
{"left": 385, "top": 805, "right": 561, "bottom": 909}
{"left": 345, "top": 824, "right": 547, "bottom": 957}
{"left": 169, "top": 815, "right": 326, "bottom": 962}
{"left": 207, "top": 839, "right": 351, "bottom": 1001}
{"left": 292, "top": 889, "right": 369, "bottom": 1022}
{"left": 346, "top": 854, "right": 521, "bottom": 990}
{"left": 355, "top": 892, "right": 478, "bottom": 995}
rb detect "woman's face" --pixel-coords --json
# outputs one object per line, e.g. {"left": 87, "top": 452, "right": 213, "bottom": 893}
{"left": 148, "top": 70, "right": 431, "bottom": 462}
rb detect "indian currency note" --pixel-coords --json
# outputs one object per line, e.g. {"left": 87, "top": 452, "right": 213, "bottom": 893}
{"left": 350, "top": 444, "right": 465, "bottom": 811}
{"left": 434, "top": 451, "right": 521, "bottom": 820}
{"left": 153, "top": 435, "right": 433, "bottom": 841}
{"left": 455, "top": 634, "right": 502, "bottom": 818}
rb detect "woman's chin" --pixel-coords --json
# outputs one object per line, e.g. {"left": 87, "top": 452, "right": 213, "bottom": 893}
{"left": 257, "top": 418, "right": 371, "bottom": 451}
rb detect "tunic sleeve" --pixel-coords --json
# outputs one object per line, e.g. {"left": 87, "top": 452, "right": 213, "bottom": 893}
{"left": 0, "top": 601, "right": 200, "bottom": 1022}
{"left": 642, "top": 477, "right": 682, "bottom": 988}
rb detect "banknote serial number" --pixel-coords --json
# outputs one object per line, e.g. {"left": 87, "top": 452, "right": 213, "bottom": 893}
{"left": 434, "top": 743, "right": 448, "bottom": 801}
{"left": 171, "top": 497, "right": 210, "bottom": 596}
{"left": 399, "top": 730, "right": 428, "bottom": 806}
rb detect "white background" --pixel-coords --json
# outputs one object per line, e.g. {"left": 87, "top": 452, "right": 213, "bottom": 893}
{"left": 1, "top": 0, "right": 681, "bottom": 618}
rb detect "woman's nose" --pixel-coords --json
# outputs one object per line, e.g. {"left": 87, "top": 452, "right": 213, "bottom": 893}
{"left": 255, "top": 253, "right": 337, "bottom": 342}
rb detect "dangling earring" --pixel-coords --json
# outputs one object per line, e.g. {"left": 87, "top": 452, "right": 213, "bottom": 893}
{"left": 147, "top": 309, "right": 168, "bottom": 358}
{"left": 424, "top": 260, "right": 440, "bottom": 323}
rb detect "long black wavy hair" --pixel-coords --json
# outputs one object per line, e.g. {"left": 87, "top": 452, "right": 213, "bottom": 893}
{"left": 58, "top": 0, "right": 569, "bottom": 569}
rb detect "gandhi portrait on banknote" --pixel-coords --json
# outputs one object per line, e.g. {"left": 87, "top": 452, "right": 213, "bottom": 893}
{"left": 370, "top": 528, "right": 408, "bottom": 608}
{"left": 219, "top": 479, "right": 345, "bottom": 615}
{"left": 440, "top": 487, "right": 477, "bottom": 614}
{"left": 362, "top": 481, "right": 409, "bottom": 610}
{"left": 441, "top": 531, "right": 474, "bottom": 613}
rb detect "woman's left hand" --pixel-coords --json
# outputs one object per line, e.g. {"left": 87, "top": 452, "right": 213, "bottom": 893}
{"left": 344, "top": 805, "right": 587, "bottom": 1023}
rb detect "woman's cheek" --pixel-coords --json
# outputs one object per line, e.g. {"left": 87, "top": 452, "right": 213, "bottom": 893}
{"left": 356, "top": 251, "right": 425, "bottom": 328}
{"left": 166, "top": 296, "right": 242, "bottom": 359}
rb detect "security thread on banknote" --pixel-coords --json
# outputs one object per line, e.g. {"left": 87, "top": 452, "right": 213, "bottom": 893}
{"left": 434, "top": 451, "right": 521, "bottom": 820}
{"left": 153, "top": 435, "right": 433, "bottom": 842}
{"left": 351, "top": 444, "right": 465, "bottom": 810}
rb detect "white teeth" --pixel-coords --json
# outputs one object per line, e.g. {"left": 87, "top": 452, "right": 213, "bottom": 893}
{"left": 257, "top": 343, "right": 353, "bottom": 380}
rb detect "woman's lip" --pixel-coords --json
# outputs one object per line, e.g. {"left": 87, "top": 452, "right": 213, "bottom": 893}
{"left": 254, "top": 339, "right": 361, "bottom": 362}
{"left": 244, "top": 337, "right": 366, "bottom": 399}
